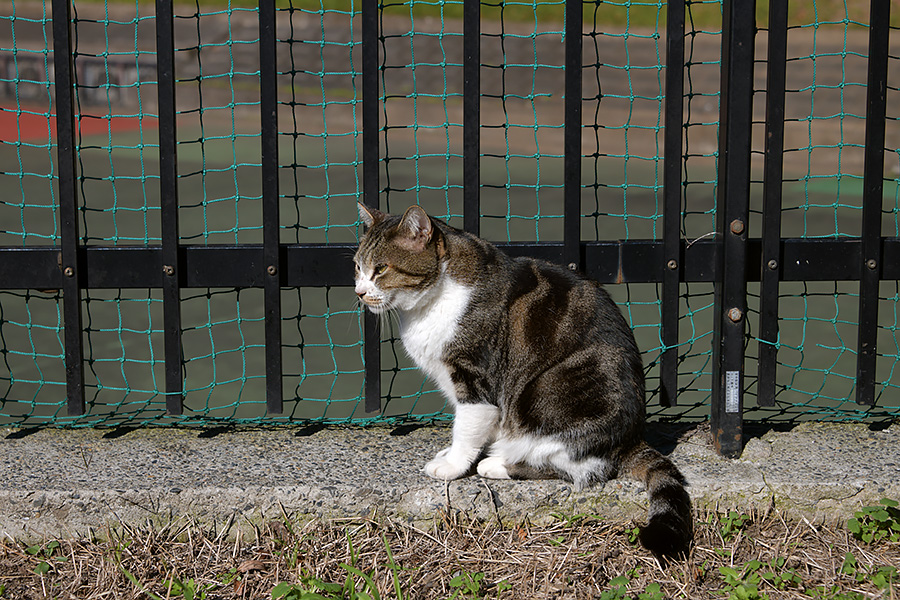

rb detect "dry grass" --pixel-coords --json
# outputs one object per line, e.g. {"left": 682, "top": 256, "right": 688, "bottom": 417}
{"left": 1, "top": 503, "right": 898, "bottom": 599}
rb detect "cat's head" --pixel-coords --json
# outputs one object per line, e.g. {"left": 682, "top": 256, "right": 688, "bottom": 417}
{"left": 354, "top": 203, "right": 443, "bottom": 313}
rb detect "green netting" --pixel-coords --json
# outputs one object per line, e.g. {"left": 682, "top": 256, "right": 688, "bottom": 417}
{"left": 740, "top": 1, "right": 900, "bottom": 423}
{"left": 0, "top": 0, "right": 898, "bottom": 428}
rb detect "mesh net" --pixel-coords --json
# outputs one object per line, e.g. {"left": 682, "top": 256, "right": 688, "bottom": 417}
{"left": 0, "top": 0, "right": 898, "bottom": 427}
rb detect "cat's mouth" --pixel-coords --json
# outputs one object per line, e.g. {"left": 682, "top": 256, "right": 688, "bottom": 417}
{"left": 359, "top": 296, "right": 388, "bottom": 313}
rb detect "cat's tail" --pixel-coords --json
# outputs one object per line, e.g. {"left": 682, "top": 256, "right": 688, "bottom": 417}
{"left": 622, "top": 441, "right": 693, "bottom": 557}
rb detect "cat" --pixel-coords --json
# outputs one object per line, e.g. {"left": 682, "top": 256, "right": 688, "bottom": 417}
{"left": 354, "top": 203, "right": 693, "bottom": 556}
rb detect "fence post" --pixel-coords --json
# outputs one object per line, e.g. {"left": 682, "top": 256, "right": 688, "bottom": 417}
{"left": 362, "top": 0, "right": 381, "bottom": 414}
{"left": 711, "top": 0, "right": 755, "bottom": 457}
{"left": 855, "top": 0, "right": 890, "bottom": 406}
{"left": 260, "top": 0, "right": 283, "bottom": 414}
{"left": 156, "top": 0, "right": 184, "bottom": 415}
{"left": 661, "top": 0, "right": 686, "bottom": 407}
{"left": 563, "top": 0, "right": 583, "bottom": 272}
{"left": 51, "top": 0, "right": 85, "bottom": 416}
{"left": 463, "top": 0, "right": 481, "bottom": 237}
{"left": 758, "top": 0, "right": 789, "bottom": 406}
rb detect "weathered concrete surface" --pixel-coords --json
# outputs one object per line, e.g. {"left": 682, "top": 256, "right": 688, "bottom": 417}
{"left": 1, "top": 421, "right": 898, "bottom": 541}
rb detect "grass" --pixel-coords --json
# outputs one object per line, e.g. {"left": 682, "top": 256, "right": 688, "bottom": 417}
{"left": 1, "top": 500, "right": 898, "bottom": 599}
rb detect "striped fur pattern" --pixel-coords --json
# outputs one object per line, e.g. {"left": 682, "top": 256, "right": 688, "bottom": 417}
{"left": 354, "top": 204, "right": 693, "bottom": 555}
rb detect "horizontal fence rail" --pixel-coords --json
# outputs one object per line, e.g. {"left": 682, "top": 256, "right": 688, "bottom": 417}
{"left": 3, "top": 239, "right": 900, "bottom": 289}
{"left": 0, "top": 0, "right": 897, "bottom": 455}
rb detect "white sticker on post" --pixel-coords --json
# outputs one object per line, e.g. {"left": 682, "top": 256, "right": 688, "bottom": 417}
{"left": 725, "top": 370, "right": 740, "bottom": 413}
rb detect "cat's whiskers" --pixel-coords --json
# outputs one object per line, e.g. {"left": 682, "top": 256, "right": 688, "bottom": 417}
{"left": 352, "top": 294, "right": 399, "bottom": 337}
{"left": 378, "top": 307, "right": 396, "bottom": 337}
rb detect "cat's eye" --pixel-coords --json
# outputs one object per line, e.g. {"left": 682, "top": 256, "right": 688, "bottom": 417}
{"left": 374, "top": 264, "right": 388, "bottom": 275}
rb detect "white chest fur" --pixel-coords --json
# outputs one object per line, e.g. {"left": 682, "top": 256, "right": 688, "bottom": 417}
{"left": 399, "top": 276, "right": 472, "bottom": 405}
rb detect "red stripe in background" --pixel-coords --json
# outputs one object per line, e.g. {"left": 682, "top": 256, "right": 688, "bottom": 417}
{"left": 0, "top": 106, "right": 157, "bottom": 142}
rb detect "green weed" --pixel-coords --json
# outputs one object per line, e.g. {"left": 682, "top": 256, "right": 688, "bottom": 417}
{"left": 846, "top": 498, "right": 900, "bottom": 543}
{"left": 117, "top": 556, "right": 166, "bottom": 600}
{"left": 217, "top": 567, "right": 240, "bottom": 586}
{"left": 599, "top": 575, "right": 630, "bottom": 600}
{"left": 719, "top": 564, "right": 767, "bottom": 600}
{"left": 165, "top": 575, "right": 214, "bottom": 600}
{"left": 803, "top": 586, "right": 865, "bottom": 600}
{"left": 550, "top": 512, "right": 589, "bottom": 527}
{"left": 272, "top": 528, "right": 402, "bottom": 600}
{"left": 636, "top": 582, "right": 665, "bottom": 600}
{"left": 839, "top": 552, "right": 897, "bottom": 592}
{"left": 718, "top": 557, "right": 801, "bottom": 600}
{"left": 596, "top": 569, "right": 665, "bottom": 600}
{"left": 272, "top": 577, "right": 341, "bottom": 600}
{"left": 448, "top": 570, "right": 485, "bottom": 599}
{"left": 271, "top": 567, "right": 383, "bottom": 600}
{"left": 717, "top": 511, "right": 752, "bottom": 542}
{"left": 24, "top": 540, "right": 61, "bottom": 558}
{"left": 382, "top": 534, "right": 407, "bottom": 600}
{"left": 755, "top": 557, "right": 802, "bottom": 590}
{"left": 626, "top": 525, "right": 641, "bottom": 545}
{"left": 25, "top": 540, "right": 66, "bottom": 575}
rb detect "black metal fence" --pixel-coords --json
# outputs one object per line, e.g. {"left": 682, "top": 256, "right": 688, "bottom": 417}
{"left": 0, "top": 0, "right": 897, "bottom": 456}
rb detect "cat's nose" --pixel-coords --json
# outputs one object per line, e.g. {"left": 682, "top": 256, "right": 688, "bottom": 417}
{"left": 356, "top": 290, "right": 366, "bottom": 298}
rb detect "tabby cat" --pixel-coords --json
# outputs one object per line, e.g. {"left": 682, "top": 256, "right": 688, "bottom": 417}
{"left": 354, "top": 203, "right": 693, "bottom": 556}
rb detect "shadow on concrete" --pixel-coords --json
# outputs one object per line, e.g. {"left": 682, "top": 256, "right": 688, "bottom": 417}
{"left": 390, "top": 424, "right": 426, "bottom": 437}
{"left": 102, "top": 426, "right": 138, "bottom": 439}
{"left": 198, "top": 426, "right": 235, "bottom": 439}
{"left": 644, "top": 422, "right": 702, "bottom": 456}
{"left": 294, "top": 423, "right": 326, "bottom": 437}
{"left": 4, "top": 427, "right": 40, "bottom": 440}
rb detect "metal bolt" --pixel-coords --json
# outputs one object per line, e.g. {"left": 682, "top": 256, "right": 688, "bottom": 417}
{"left": 63, "top": 266, "right": 74, "bottom": 278}
{"left": 163, "top": 265, "right": 175, "bottom": 277}
{"left": 267, "top": 265, "right": 278, "bottom": 276}
{"left": 866, "top": 259, "right": 877, "bottom": 270}
{"left": 567, "top": 263, "right": 577, "bottom": 272}
{"left": 667, "top": 259, "right": 678, "bottom": 270}
{"left": 730, "top": 219, "right": 745, "bottom": 235}
{"left": 727, "top": 307, "right": 743, "bottom": 323}
{"left": 767, "top": 259, "right": 778, "bottom": 270}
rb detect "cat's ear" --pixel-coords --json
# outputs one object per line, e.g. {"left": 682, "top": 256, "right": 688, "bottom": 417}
{"left": 357, "top": 202, "right": 385, "bottom": 229}
{"left": 396, "top": 205, "right": 433, "bottom": 253}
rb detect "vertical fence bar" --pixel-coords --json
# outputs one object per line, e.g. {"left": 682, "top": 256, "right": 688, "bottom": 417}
{"left": 463, "top": 0, "right": 480, "bottom": 236}
{"left": 711, "top": 0, "right": 755, "bottom": 456}
{"left": 564, "top": 0, "right": 583, "bottom": 270}
{"left": 856, "top": 0, "right": 890, "bottom": 406}
{"left": 156, "top": 0, "right": 183, "bottom": 414}
{"left": 52, "top": 0, "right": 85, "bottom": 416}
{"left": 362, "top": 0, "right": 381, "bottom": 413}
{"left": 660, "top": 0, "right": 685, "bottom": 407}
{"left": 758, "top": 0, "right": 789, "bottom": 407}
{"left": 260, "top": 0, "right": 282, "bottom": 414}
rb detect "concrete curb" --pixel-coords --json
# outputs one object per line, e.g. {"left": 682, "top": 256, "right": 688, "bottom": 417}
{"left": 1, "top": 421, "right": 898, "bottom": 541}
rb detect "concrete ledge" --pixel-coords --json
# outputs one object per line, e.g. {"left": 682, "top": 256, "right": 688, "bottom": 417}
{"left": 1, "top": 421, "right": 898, "bottom": 540}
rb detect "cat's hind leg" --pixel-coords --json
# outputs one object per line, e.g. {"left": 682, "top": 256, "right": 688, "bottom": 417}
{"left": 424, "top": 403, "right": 499, "bottom": 481}
{"left": 476, "top": 434, "right": 561, "bottom": 481}
{"left": 477, "top": 456, "right": 556, "bottom": 480}
{"left": 475, "top": 455, "right": 510, "bottom": 479}
{"left": 549, "top": 452, "right": 614, "bottom": 491}
{"left": 479, "top": 434, "right": 612, "bottom": 489}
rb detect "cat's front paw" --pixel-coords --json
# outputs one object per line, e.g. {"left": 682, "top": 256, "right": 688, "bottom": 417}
{"left": 476, "top": 456, "right": 511, "bottom": 480}
{"left": 424, "top": 450, "right": 470, "bottom": 481}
